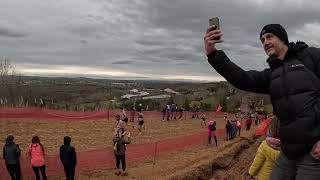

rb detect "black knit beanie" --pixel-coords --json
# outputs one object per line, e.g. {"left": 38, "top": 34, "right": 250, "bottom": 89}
{"left": 260, "top": 24, "right": 289, "bottom": 46}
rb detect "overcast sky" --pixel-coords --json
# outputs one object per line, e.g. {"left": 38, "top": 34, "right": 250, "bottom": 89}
{"left": 1, "top": 0, "right": 320, "bottom": 82}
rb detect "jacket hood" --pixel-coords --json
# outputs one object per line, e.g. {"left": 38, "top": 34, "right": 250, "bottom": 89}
{"left": 31, "top": 143, "right": 40, "bottom": 148}
{"left": 64, "top": 136, "right": 71, "bottom": 146}
{"left": 263, "top": 141, "right": 280, "bottom": 161}
{"left": 5, "top": 141, "right": 14, "bottom": 146}
{"left": 266, "top": 41, "right": 309, "bottom": 69}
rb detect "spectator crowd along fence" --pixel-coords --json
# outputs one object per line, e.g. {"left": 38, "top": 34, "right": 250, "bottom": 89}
{"left": 0, "top": 107, "right": 239, "bottom": 179}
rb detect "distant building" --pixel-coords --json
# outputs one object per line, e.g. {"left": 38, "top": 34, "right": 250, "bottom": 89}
{"left": 142, "top": 95, "right": 171, "bottom": 100}
{"left": 121, "top": 91, "right": 150, "bottom": 99}
{"left": 129, "top": 89, "right": 139, "bottom": 93}
{"left": 163, "top": 88, "right": 181, "bottom": 95}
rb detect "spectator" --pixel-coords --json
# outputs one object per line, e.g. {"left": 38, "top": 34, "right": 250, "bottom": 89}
{"left": 246, "top": 116, "right": 252, "bottom": 130}
{"left": 248, "top": 117, "right": 281, "bottom": 180}
{"left": 113, "top": 130, "right": 131, "bottom": 176}
{"left": 236, "top": 119, "right": 242, "bottom": 136}
{"left": 204, "top": 23, "right": 320, "bottom": 179}
{"left": 60, "top": 136, "right": 77, "bottom": 180}
{"left": 3, "top": 135, "right": 21, "bottom": 180}
{"left": 200, "top": 113, "right": 207, "bottom": 126}
{"left": 28, "top": 136, "right": 47, "bottom": 180}
{"left": 225, "top": 120, "right": 232, "bottom": 140}
{"left": 208, "top": 120, "right": 218, "bottom": 146}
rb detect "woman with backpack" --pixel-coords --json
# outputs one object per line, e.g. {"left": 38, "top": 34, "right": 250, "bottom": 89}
{"left": 28, "top": 136, "right": 47, "bottom": 180}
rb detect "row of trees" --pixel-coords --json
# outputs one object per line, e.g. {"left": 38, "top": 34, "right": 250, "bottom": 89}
{"left": 0, "top": 58, "right": 23, "bottom": 107}
{"left": 0, "top": 58, "right": 270, "bottom": 113}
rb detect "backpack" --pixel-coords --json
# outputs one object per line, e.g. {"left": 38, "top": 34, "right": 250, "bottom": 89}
{"left": 113, "top": 141, "right": 119, "bottom": 152}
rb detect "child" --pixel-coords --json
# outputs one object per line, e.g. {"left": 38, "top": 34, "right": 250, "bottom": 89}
{"left": 248, "top": 117, "right": 281, "bottom": 180}
{"left": 60, "top": 136, "right": 77, "bottom": 180}
{"left": 122, "top": 109, "right": 129, "bottom": 124}
{"left": 236, "top": 119, "right": 242, "bottom": 136}
{"left": 137, "top": 112, "right": 144, "bottom": 135}
{"left": 178, "top": 106, "right": 184, "bottom": 120}
{"left": 115, "top": 113, "right": 126, "bottom": 135}
{"left": 3, "top": 135, "right": 21, "bottom": 180}
{"left": 225, "top": 120, "right": 231, "bottom": 140}
{"left": 208, "top": 120, "right": 218, "bottom": 146}
{"left": 201, "top": 113, "right": 207, "bottom": 126}
{"left": 28, "top": 136, "right": 47, "bottom": 180}
{"left": 113, "top": 130, "right": 131, "bottom": 176}
{"left": 129, "top": 106, "right": 136, "bottom": 122}
{"left": 246, "top": 116, "right": 252, "bottom": 130}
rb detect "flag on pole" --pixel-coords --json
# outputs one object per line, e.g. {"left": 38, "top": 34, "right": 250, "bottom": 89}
{"left": 256, "top": 118, "right": 272, "bottom": 136}
{"left": 215, "top": 104, "right": 222, "bottom": 112}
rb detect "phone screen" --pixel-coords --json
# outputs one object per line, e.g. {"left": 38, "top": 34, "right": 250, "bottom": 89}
{"left": 209, "top": 17, "right": 219, "bottom": 29}
{"left": 209, "top": 17, "right": 220, "bottom": 40}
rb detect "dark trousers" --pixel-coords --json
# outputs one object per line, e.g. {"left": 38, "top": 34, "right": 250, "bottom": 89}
{"left": 270, "top": 152, "right": 320, "bottom": 180}
{"left": 6, "top": 163, "right": 21, "bottom": 180}
{"left": 226, "top": 129, "right": 230, "bottom": 140}
{"left": 63, "top": 165, "right": 75, "bottom": 180}
{"left": 237, "top": 127, "right": 241, "bottom": 136}
{"left": 32, "top": 165, "right": 47, "bottom": 180}
{"left": 246, "top": 123, "right": 251, "bottom": 130}
{"left": 115, "top": 154, "right": 126, "bottom": 171}
{"left": 208, "top": 136, "right": 217, "bottom": 146}
{"left": 228, "top": 129, "right": 233, "bottom": 140}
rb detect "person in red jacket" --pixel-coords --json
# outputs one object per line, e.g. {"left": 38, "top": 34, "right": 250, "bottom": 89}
{"left": 28, "top": 136, "right": 47, "bottom": 180}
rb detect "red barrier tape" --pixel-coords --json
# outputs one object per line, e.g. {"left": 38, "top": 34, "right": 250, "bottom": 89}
{"left": 0, "top": 129, "right": 225, "bottom": 179}
{"left": 0, "top": 107, "right": 226, "bottom": 121}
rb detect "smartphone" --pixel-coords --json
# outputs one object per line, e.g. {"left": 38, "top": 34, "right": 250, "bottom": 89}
{"left": 209, "top": 17, "right": 220, "bottom": 40}
{"left": 209, "top": 17, "right": 220, "bottom": 29}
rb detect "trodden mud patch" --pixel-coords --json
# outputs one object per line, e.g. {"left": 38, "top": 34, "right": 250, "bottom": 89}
{"left": 168, "top": 135, "right": 263, "bottom": 180}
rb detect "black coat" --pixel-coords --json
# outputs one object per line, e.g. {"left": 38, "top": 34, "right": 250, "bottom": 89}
{"left": 208, "top": 42, "right": 320, "bottom": 160}
{"left": 3, "top": 142, "right": 21, "bottom": 165}
{"left": 60, "top": 145, "right": 77, "bottom": 168}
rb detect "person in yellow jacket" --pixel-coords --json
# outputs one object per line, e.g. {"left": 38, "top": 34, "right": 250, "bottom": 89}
{"left": 248, "top": 116, "right": 281, "bottom": 180}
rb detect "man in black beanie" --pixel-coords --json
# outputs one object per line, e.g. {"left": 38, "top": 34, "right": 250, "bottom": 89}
{"left": 204, "top": 23, "right": 320, "bottom": 179}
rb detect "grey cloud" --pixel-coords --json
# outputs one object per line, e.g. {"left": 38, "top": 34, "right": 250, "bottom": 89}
{"left": 80, "top": 40, "right": 88, "bottom": 44}
{"left": 112, "top": 60, "right": 134, "bottom": 65}
{"left": 0, "top": 26, "right": 28, "bottom": 38}
{"left": 2, "top": 0, "right": 320, "bottom": 81}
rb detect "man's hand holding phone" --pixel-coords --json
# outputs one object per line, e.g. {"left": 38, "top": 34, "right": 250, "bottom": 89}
{"left": 204, "top": 17, "right": 223, "bottom": 55}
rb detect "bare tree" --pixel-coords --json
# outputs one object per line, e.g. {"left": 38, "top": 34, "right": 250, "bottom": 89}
{"left": 0, "top": 58, "right": 22, "bottom": 106}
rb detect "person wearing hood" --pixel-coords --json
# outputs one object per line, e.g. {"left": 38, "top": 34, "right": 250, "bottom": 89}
{"left": 59, "top": 136, "right": 77, "bottom": 180}
{"left": 3, "top": 135, "right": 21, "bottom": 180}
{"left": 28, "top": 136, "right": 47, "bottom": 180}
{"left": 248, "top": 116, "right": 281, "bottom": 180}
{"left": 113, "top": 129, "right": 131, "bottom": 176}
{"left": 204, "top": 23, "right": 320, "bottom": 179}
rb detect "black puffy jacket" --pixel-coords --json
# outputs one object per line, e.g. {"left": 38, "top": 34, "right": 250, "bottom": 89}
{"left": 208, "top": 42, "right": 320, "bottom": 160}
{"left": 3, "top": 142, "right": 21, "bottom": 165}
{"left": 59, "top": 138, "right": 77, "bottom": 168}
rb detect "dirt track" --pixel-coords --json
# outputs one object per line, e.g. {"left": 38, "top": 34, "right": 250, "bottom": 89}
{"left": 1, "top": 116, "right": 261, "bottom": 180}
{"left": 73, "top": 128, "right": 260, "bottom": 180}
